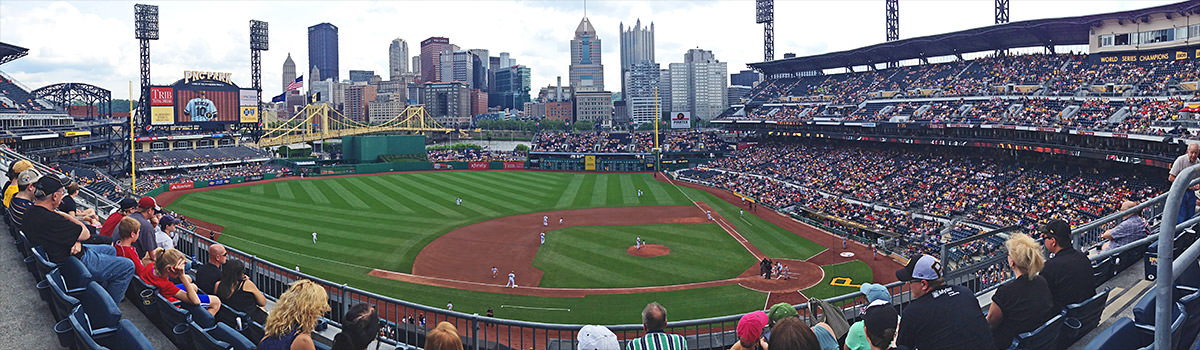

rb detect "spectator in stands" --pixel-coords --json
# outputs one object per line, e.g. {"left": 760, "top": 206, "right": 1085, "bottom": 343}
{"left": 59, "top": 180, "right": 101, "bottom": 227}
{"left": 578, "top": 325, "right": 620, "bottom": 350}
{"left": 767, "top": 317, "right": 821, "bottom": 350}
{"left": 23, "top": 175, "right": 134, "bottom": 304}
{"left": 627, "top": 302, "right": 686, "bottom": 350}
{"left": 894, "top": 254, "right": 995, "bottom": 350}
{"left": 260, "top": 279, "right": 331, "bottom": 350}
{"left": 214, "top": 259, "right": 268, "bottom": 323}
{"left": 844, "top": 283, "right": 895, "bottom": 350}
{"left": 332, "top": 303, "right": 381, "bottom": 350}
{"left": 155, "top": 215, "right": 179, "bottom": 250}
{"left": 763, "top": 302, "right": 839, "bottom": 350}
{"left": 1169, "top": 142, "right": 1200, "bottom": 224}
{"left": 128, "top": 196, "right": 159, "bottom": 256}
{"left": 986, "top": 233, "right": 1055, "bottom": 349}
{"left": 99, "top": 197, "right": 138, "bottom": 237}
{"left": 112, "top": 217, "right": 149, "bottom": 274}
{"left": 195, "top": 243, "right": 226, "bottom": 293}
{"left": 731, "top": 311, "right": 768, "bottom": 350}
{"left": 2, "top": 159, "right": 34, "bottom": 208}
{"left": 1100, "top": 200, "right": 1149, "bottom": 252}
{"left": 1038, "top": 219, "right": 1096, "bottom": 309}
{"left": 425, "top": 321, "right": 463, "bottom": 350}
{"left": 5, "top": 169, "right": 38, "bottom": 228}
{"left": 141, "top": 248, "right": 221, "bottom": 316}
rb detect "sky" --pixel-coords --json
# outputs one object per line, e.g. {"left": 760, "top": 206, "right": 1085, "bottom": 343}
{"left": 0, "top": 0, "right": 1179, "bottom": 100}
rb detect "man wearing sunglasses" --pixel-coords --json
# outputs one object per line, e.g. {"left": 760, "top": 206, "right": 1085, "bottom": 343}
{"left": 1038, "top": 219, "right": 1095, "bottom": 310}
{"left": 195, "top": 243, "right": 228, "bottom": 293}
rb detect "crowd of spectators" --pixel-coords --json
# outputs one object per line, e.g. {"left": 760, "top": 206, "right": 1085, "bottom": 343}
{"left": 427, "top": 149, "right": 526, "bottom": 162}
{"left": 533, "top": 131, "right": 730, "bottom": 154}
{"left": 136, "top": 146, "right": 271, "bottom": 169}
{"left": 532, "top": 132, "right": 632, "bottom": 153}
{"left": 631, "top": 131, "right": 730, "bottom": 153}
{"left": 136, "top": 163, "right": 290, "bottom": 194}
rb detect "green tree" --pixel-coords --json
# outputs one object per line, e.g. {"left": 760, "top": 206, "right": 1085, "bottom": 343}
{"left": 572, "top": 121, "right": 593, "bottom": 132}
{"left": 514, "top": 144, "right": 529, "bottom": 152}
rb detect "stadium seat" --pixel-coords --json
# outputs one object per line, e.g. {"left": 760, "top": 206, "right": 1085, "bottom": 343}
{"left": 1178, "top": 261, "right": 1200, "bottom": 295}
{"left": 153, "top": 292, "right": 194, "bottom": 347}
{"left": 1133, "top": 288, "right": 1186, "bottom": 326}
{"left": 1007, "top": 312, "right": 1064, "bottom": 350}
{"left": 64, "top": 305, "right": 154, "bottom": 350}
{"left": 1178, "top": 292, "right": 1200, "bottom": 350}
{"left": 1059, "top": 288, "right": 1111, "bottom": 349}
{"left": 187, "top": 320, "right": 257, "bottom": 350}
{"left": 240, "top": 320, "right": 265, "bottom": 346}
{"left": 29, "top": 245, "right": 57, "bottom": 280}
{"left": 1083, "top": 317, "right": 1151, "bottom": 350}
{"left": 127, "top": 276, "right": 158, "bottom": 321}
{"left": 1091, "top": 257, "right": 1115, "bottom": 285}
{"left": 39, "top": 262, "right": 95, "bottom": 319}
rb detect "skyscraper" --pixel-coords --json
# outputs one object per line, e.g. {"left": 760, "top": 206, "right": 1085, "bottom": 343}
{"left": 467, "top": 49, "right": 489, "bottom": 91}
{"left": 282, "top": 53, "right": 296, "bottom": 94}
{"left": 668, "top": 48, "right": 728, "bottom": 120}
{"left": 626, "top": 61, "right": 661, "bottom": 125}
{"left": 420, "top": 37, "right": 450, "bottom": 82}
{"left": 411, "top": 56, "right": 421, "bottom": 77}
{"left": 389, "top": 38, "right": 409, "bottom": 80}
{"left": 349, "top": 70, "right": 375, "bottom": 83}
{"left": 569, "top": 17, "right": 604, "bottom": 92}
{"left": 619, "top": 19, "right": 654, "bottom": 95}
{"left": 491, "top": 65, "right": 531, "bottom": 111}
{"left": 307, "top": 23, "right": 339, "bottom": 83}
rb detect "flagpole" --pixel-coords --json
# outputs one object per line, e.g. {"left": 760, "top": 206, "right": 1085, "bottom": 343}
{"left": 129, "top": 81, "right": 137, "bottom": 194}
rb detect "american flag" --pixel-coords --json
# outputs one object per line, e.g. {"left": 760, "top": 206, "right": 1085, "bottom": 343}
{"left": 286, "top": 76, "right": 304, "bottom": 91}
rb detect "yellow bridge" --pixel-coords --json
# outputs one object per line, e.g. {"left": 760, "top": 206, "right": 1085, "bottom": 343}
{"left": 257, "top": 104, "right": 467, "bottom": 148}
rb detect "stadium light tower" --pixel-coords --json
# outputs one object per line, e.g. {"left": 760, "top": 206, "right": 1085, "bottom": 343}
{"left": 885, "top": 0, "right": 898, "bottom": 42}
{"left": 250, "top": 19, "right": 268, "bottom": 138}
{"left": 995, "top": 0, "right": 1010, "bottom": 24}
{"left": 756, "top": 0, "right": 774, "bottom": 62}
{"left": 134, "top": 4, "right": 158, "bottom": 126}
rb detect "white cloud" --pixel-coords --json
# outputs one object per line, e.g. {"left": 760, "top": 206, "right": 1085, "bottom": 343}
{"left": 0, "top": 0, "right": 1181, "bottom": 99}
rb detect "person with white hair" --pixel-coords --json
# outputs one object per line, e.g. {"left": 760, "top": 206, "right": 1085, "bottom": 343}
{"left": 1169, "top": 142, "right": 1200, "bottom": 224}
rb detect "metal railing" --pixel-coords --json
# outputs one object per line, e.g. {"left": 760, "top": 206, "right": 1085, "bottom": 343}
{"left": 2, "top": 147, "right": 1191, "bottom": 349}
{"left": 1151, "top": 164, "right": 1200, "bottom": 349}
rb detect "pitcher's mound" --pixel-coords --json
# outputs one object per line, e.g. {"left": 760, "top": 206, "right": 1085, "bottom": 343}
{"left": 627, "top": 244, "right": 669, "bottom": 257}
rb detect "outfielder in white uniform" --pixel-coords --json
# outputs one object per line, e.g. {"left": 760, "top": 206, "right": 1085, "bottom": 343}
{"left": 312, "top": 232, "right": 317, "bottom": 244}
{"left": 543, "top": 215, "right": 548, "bottom": 227}
{"left": 637, "top": 189, "right": 643, "bottom": 198}
{"left": 456, "top": 197, "right": 462, "bottom": 206}
{"left": 540, "top": 232, "right": 545, "bottom": 245}
{"left": 506, "top": 272, "right": 516, "bottom": 288}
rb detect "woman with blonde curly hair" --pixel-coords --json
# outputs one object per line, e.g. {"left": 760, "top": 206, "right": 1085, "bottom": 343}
{"left": 260, "top": 280, "right": 331, "bottom": 350}
{"left": 986, "top": 233, "right": 1055, "bottom": 349}
{"left": 425, "top": 321, "right": 463, "bottom": 350}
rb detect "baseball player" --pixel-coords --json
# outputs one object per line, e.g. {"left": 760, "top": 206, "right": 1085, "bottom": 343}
{"left": 842, "top": 235, "right": 847, "bottom": 249}
{"left": 637, "top": 189, "right": 643, "bottom": 198}
{"left": 295, "top": 265, "right": 300, "bottom": 272}
{"left": 636, "top": 236, "right": 643, "bottom": 249}
{"left": 456, "top": 197, "right": 462, "bottom": 206}
{"left": 873, "top": 245, "right": 878, "bottom": 260}
{"left": 506, "top": 271, "right": 516, "bottom": 288}
{"left": 491, "top": 266, "right": 498, "bottom": 279}
{"left": 559, "top": 217, "right": 564, "bottom": 225}
{"left": 740, "top": 209, "right": 744, "bottom": 216}
{"left": 447, "top": 301, "right": 453, "bottom": 310}
{"left": 706, "top": 211, "right": 713, "bottom": 221}
{"left": 782, "top": 264, "right": 790, "bottom": 280}
{"left": 543, "top": 215, "right": 548, "bottom": 227}
{"left": 312, "top": 232, "right": 318, "bottom": 244}
{"left": 540, "top": 232, "right": 545, "bottom": 245}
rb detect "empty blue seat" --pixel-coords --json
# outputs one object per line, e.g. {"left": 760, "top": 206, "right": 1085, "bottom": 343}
{"left": 1091, "top": 257, "right": 1115, "bottom": 285}
{"left": 188, "top": 320, "right": 258, "bottom": 350}
{"left": 1007, "top": 313, "right": 1064, "bottom": 350}
{"left": 1178, "top": 292, "right": 1200, "bottom": 350}
{"left": 1060, "top": 288, "right": 1110, "bottom": 349}
{"left": 1083, "top": 317, "right": 1151, "bottom": 350}
{"left": 61, "top": 305, "right": 154, "bottom": 350}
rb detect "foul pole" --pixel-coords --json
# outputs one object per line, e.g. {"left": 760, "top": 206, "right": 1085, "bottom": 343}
{"left": 129, "top": 81, "right": 137, "bottom": 193}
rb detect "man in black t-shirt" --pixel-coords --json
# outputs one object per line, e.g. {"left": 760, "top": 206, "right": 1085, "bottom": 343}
{"left": 23, "top": 175, "right": 134, "bottom": 304}
{"left": 194, "top": 243, "right": 226, "bottom": 293}
{"left": 894, "top": 254, "right": 996, "bottom": 350}
{"left": 1038, "top": 219, "right": 1096, "bottom": 309}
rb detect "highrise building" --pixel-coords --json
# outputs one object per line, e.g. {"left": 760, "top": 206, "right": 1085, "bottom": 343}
{"left": 730, "top": 70, "right": 761, "bottom": 87}
{"left": 658, "top": 68, "right": 672, "bottom": 118}
{"left": 569, "top": 17, "right": 604, "bottom": 92}
{"left": 420, "top": 37, "right": 450, "bottom": 82}
{"left": 491, "top": 65, "right": 531, "bottom": 111}
{"left": 389, "top": 38, "right": 409, "bottom": 80}
{"left": 668, "top": 49, "right": 728, "bottom": 120}
{"left": 488, "top": 56, "right": 500, "bottom": 92}
{"left": 467, "top": 49, "right": 489, "bottom": 91}
{"left": 349, "top": 70, "right": 375, "bottom": 83}
{"left": 574, "top": 90, "right": 612, "bottom": 126}
{"left": 344, "top": 84, "right": 377, "bottom": 122}
{"left": 424, "top": 81, "right": 471, "bottom": 128}
{"left": 619, "top": 19, "right": 654, "bottom": 95}
{"left": 411, "top": 56, "right": 421, "bottom": 77}
{"left": 307, "top": 23, "right": 339, "bottom": 83}
{"left": 626, "top": 61, "right": 661, "bottom": 125}
{"left": 282, "top": 53, "right": 296, "bottom": 94}
{"left": 498, "top": 52, "right": 512, "bottom": 67}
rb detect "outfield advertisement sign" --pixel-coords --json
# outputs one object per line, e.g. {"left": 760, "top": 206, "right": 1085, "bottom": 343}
{"left": 503, "top": 162, "right": 525, "bottom": 169}
{"left": 208, "top": 178, "right": 231, "bottom": 186}
{"left": 584, "top": 156, "right": 597, "bottom": 170}
{"left": 469, "top": 162, "right": 489, "bottom": 170}
{"left": 433, "top": 163, "right": 454, "bottom": 169}
{"left": 169, "top": 182, "right": 194, "bottom": 191}
{"left": 245, "top": 174, "right": 265, "bottom": 182}
{"left": 670, "top": 112, "right": 691, "bottom": 129}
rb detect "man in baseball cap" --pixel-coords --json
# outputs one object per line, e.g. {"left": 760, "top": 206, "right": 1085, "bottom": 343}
{"left": 1038, "top": 218, "right": 1095, "bottom": 309}
{"left": 3, "top": 159, "right": 34, "bottom": 207}
{"left": 894, "top": 255, "right": 996, "bottom": 350}
{"left": 99, "top": 197, "right": 139, "bottom": 237}
{"left": 129, "top": 196, "right": 160, "bottom": 256}
{"left": 576, "top": 325, "right": 619, "bottom": 350}
{"left": 732, "top": 310, "right": 768, "bottom": 350}
{"left": 6, "top": 169, "right": 40, "bottom": 228}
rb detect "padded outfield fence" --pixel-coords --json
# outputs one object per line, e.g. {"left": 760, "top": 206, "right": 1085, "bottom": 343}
{"left": 3, "top": 146, "right": 1196, "bottom": 350}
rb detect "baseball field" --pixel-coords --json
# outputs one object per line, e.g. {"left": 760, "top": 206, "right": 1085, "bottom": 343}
{"left": 163, "top": 171, "right": 886, "bottom": 324}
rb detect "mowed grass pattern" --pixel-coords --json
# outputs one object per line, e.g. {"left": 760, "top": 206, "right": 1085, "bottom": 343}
{"left": 534, "top": 224, "right": 756, "bottom": 288}
{"left": 800, "top": 261, "right": 875, "bottom": 300}
{"left": 167, "top": 171, "right": 829, "bottom": 323}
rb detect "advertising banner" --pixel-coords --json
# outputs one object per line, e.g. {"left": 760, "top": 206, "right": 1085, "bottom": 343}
{"left": 207, "top": 178, "right": 231, "bottom": 186}
{"left": 503, "top": 161, "right": 525, "bottom": 169}
{"left": 151, "top": 106, "right": 175, "bottom": 126}
{"left": 670, "top": 112, "right": 691, "bottom": 129}
{"left": 150, "top": 87, "right": 174, "bottom": 106}
{"left": 239, "top": 106, "right": 259, "bottom": 123}
{"left": 433, "top": 163, "right": 454, "bottom": 170}
{"left": 239, "top": 90, "right": 258, "bottom": 106}
{"left": 584, "top": 155, "right": 597, "bottom": 170}
{"left": 469, "top": 162, "right": 489, "bottom": 170}
{"left": 168, "top": 182, "right": 194, "bottom": 191}
{"left": 245, "top": 174, "right": 265, "bottom": 182}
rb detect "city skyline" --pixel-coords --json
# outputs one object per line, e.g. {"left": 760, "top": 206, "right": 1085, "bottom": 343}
{"left": 0, "top": 0, "right": 1175, "bottom": 98}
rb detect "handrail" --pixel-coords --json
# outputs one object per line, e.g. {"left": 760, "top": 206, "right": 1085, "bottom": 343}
{"left": 1154, "top": 163, "right": 1200, "bottom": 349}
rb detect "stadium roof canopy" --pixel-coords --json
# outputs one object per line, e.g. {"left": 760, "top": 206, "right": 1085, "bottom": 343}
{"left": 750, "top": 1, "right": 1200, "bottom": 75}
{"left": 0, "top": 42, "right": 30, "bottom": 66}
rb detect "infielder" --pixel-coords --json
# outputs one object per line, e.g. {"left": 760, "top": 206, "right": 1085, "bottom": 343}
{"left": 636, "top": 236, "right": 643, "bottom": 249}
{"left": 540, "top": 232, "right": 545, "bottom": 245}
{"left": 506, "top": 272, "right": 517, "bottom": 288}
{"left": 491, "top": 266, "right": 498, "bottom": 279}
{"left": 543, "top": 215, "right": 548, "bottom": 227}
{"left": 312, "top": 232, "right": 317, "bottom": 244}
{"left": 707, "top": 211, "right": 713, "bottom": 221}
{"left": 559, "top": 217, "right": 564, "bottom": 225}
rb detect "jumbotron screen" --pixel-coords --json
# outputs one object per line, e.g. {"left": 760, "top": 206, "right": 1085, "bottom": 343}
{"left": 175, "top": 88, "right": 239, "bottom": 123}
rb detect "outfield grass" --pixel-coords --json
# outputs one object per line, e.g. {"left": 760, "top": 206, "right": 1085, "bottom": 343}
{"left": 534, "top": 224, "right": 756, "bottom": 288}
{"left": 800, "top": 260, "right": 875, "bottom": 300}
{"left": 168, "top": 171, "right": 832, "bottom": 323}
